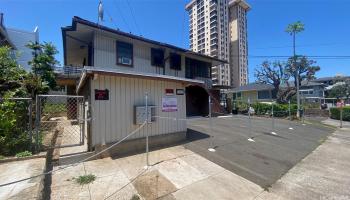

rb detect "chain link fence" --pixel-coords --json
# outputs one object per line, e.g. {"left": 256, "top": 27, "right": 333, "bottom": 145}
{"left": 35, "top": 95, "right": 85, "bottom": 150}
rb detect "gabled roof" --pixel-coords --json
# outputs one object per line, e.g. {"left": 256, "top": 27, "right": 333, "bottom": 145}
{"left": 63, "top": 16, "right": 227, "bottom": 65}
{"left": 228, "top": 83, "right": 274, "bottom": 93}
{"left": 312, "top": 76, "right": 350, "bottom": 83}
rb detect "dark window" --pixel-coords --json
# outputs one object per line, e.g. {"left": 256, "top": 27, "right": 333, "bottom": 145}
{"left": 151, "top": 48, "right": 164, "bottom": 67}
{"left": 258, "top": 90, "right": 271, "bottom": 99}
{"left": 170, "top": 53, "right": 181, "bottom": 70}
{"left": 185, "top": 57, "right": 211, "bottom": 79}
{"left": 116, "top": 41, "right": 133, "bottom": 66}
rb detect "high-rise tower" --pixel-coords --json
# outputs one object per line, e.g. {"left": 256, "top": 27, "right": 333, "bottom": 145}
{"left": 186, "top": 0, "right": 250, "bottom": 87}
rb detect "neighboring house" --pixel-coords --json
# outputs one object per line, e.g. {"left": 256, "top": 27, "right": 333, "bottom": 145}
{"left": 227, "top": 83, "right": 276, "bottom": 103}
{"left": 313, "top": 75, "right": 350, "bottom": 96}
{"left": 312, "top": 75, "right": 350, "bottom": 86}
{"left": 0, "top": 13, "right": 39, "bottom": 71}
{"left": 61, "top": 16, "right": 226, "bottom": 150}
{"left": 299, "top": 81, "right": 325, "bottom": 100}
{"left": 226, "top": 80, "right": 326, "bottom": 103}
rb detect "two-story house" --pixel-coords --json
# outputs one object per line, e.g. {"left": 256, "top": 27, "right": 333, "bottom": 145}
{"left": 61, "top": 16, "right": 226, "bottom": 151}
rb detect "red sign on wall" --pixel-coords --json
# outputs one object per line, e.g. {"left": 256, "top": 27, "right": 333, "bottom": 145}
{"left": 165, "top": 89, "right": 174, "bottom": 95}
{"left": 95, "top": 89, "right": 109, "bottom": 100}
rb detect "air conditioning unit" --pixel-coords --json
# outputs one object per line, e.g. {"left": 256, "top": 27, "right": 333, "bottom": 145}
{"left": 120, "top": 57, "right": 132, "bottom": 65}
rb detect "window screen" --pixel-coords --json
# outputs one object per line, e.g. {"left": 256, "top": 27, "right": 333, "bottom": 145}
{"left": 170, "top": 53, "right": 181, "bottom": 70}
{"left": 116, "top": 41, "right": 133, "bottom": 66}
{"left": 151, "top": 48, "right": 164, "bottom": 67}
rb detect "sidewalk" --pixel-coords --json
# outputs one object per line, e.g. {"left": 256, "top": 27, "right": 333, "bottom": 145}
{"left": 50, "top": 145, "right": 264, "bottom": 199}
{"left": 322, "top": 118, "right": 350, "bottom": 129}
{"left": 256, "top": 120, "right": 350, "bottom": 200}
{"left": 0, "top": 158, "right": 46, "bottom": 200}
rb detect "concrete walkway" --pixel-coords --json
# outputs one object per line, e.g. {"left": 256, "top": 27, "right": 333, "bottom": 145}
{"left": 257, "top": 121, "right": 350, "bottom": 200}
{"left": 0, "top": 158, "right": 46, "bottom": 200}
{"left": 50, "top": 145, "right": 264, "bottom": 200}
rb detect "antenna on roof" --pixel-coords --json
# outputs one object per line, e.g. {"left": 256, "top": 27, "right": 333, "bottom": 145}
{"left": 98, "top": 0, "right": 104, "bottom": 24}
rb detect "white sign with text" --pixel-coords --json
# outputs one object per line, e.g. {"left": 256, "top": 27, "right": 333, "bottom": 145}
{"left": 162, "top": 97, "right": 178, "bottom": 112}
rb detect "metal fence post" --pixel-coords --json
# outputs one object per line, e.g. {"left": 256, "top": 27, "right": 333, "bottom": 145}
{"left": 35, "top": 95, "right": 40, "bottom": 152}
{"left": 28, "top": 99, "right": 33, "bottom": 148}
{"left": 145, "top": 93, "right": 150, "bottom": 167}
{"left": 271, "top": 102, "right": 277, "bottom": 135}
{"left": 340, "top": 103, "right": 343, "bottom": 128}
{"left": 247, "top": 98, "right": 255, "bottom": 142}
{"left": 302, "top": 98, "right": 306, "bottom": 125}
{"left": 288, "top": 100, "right": 294, "bottom": 130}
{"left": 208, "top": 96, "right": 216, "bottom": 152}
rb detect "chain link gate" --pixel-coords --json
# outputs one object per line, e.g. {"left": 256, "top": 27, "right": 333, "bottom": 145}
{"left": 35, "top": 95, "right": 86, "bottom": 149}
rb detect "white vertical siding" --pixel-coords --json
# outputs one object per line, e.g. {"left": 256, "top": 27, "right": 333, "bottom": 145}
{"left": 93, "top": 33, "right": 186, "bottom": 78}
{"left": 90, "top": 74, "right": 187, "bottom": 147}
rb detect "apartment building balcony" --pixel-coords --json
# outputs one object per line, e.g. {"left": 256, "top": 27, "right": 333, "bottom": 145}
{"left": 210, "top": 15, "right": 218, "bottom": 21}
{"left": 210, "top": 3, "right": 217, "bottom": 11}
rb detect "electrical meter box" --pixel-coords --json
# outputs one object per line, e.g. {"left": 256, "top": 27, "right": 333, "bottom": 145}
{"left": 134, "top": 106, "right": 156, "bottom": 125}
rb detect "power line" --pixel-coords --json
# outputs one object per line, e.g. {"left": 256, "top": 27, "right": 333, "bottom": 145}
{"left": 228, "top": 55, "right": 350, "bottom": 59}
{"left": 125, "top": 0, "right": 142, "bottom": 36}
{"left": 105, "top": 9, "right": 120, "bottom": 30}
{"left": 111, "top": 0, "right": 133, "bottom": 33}
{"left": 251, "top": 43, "right": 349, "bottom": 50}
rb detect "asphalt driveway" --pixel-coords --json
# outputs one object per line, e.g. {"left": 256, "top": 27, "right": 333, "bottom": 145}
{"left": 184, "top": 115, "right": 335, "bottom": 188}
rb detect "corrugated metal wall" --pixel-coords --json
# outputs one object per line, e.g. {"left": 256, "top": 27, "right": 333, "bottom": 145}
{"left": 93, "top": 33, "right": 186, "bottom": 78}
{"left": 90, "top": 74, "right": 187, "bottom": 147}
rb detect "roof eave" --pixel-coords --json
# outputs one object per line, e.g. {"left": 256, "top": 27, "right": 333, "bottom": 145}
{"left": 77, "top": 66, "right": 206, "bottom": 93}
{"left": 69, "top": 16, "right": 227, "bottom": 64}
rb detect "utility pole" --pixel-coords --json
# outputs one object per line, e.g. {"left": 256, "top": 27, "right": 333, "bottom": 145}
{"left": 293, "top": 31, "right": 301, "bottom": 118}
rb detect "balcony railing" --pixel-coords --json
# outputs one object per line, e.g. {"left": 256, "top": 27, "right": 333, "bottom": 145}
{"left": 55, "top": 66, "right": 83, "bottom": 78}
{"left": 194, "top": 76, "right": 213, "bottom": 89}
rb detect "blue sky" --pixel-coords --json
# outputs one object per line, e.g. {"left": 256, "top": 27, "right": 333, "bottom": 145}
{"left": 1, "top": 0, "right": 350, "bottom": 82}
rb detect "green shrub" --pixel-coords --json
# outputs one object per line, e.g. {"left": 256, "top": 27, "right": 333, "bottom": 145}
{"left": 252, "top": 102, "right": 298, "bottom": 118}
{"left": 0, "top": 94, "right": 32, "bottom": 156}
{"left": 15, "top": 151, "right": 32, "bottom": 158}
{"left": 74, "top": 174, "right": 96, "bottom": 185}
{"left": 0, "top": 155, "right": 5, "bottom": 160}
{"left": 330, "top": 107, "right": 350, "bottom": 121}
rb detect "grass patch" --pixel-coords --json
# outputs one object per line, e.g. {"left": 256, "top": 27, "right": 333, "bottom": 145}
{"left": 0, "top": 155, "right": 5, "bottom": 160}
{"left": 15, "top": 151, "right": 32, "bottom": 158}
{"left": 130, "top": 194, "right": 141, "bottom": 200}
{"left": 74, "top": 174, "right": 96, "bottom": 185}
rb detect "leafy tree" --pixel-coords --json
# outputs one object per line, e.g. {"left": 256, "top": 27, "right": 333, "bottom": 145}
{"left": 27, "top": 42, "right": 59, "bottom": 89}
{"left": 0, "top": 46, "right": 27, "bottom": 96}
{"left": 286, "top": 55, "right": 320, "bottom": 88}
{"left": 255, "top": 61, "right": 291, "bottom": 102}
{"left": 327, "top": 79, "right": 350, "bottom": 98}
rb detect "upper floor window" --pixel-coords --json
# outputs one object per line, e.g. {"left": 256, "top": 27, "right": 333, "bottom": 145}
{"left": 116, "top": 41, "right": 133, "bottom": 66}
{"left": 151, "top": 48, "right": 164, "bottom": 67}
{"left": 170, "top": 53, "right": 182, "bottom": 70}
